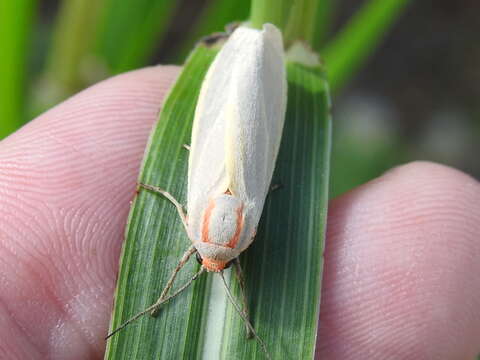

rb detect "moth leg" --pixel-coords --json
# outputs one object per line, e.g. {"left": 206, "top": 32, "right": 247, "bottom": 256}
{"left": 233, "top": 258, "right": 254, "bottom": 339}
{"left": 138, "top": 183, "right": 188, "bottom": 231}
{"left": 150, "top": 245, "right": 197, "bottom": 317}
{"left": 182, "top": 144, "right": 190, "bottom": 151}
{"left": 105, "top": 247, "right": 203, "bottom": 340}
{"left": 219, "top": 272, "right": 271, "bottom": 358}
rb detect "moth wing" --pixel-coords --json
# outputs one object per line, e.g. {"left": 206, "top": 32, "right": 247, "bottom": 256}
{"left": 187, "top": 24, "right": 286, "bottom": 248}
{"left": 187, "top": 27, "right": 258, "bottom": 232}
{"left": 225, "top": 24, "right": 287, "bottom": 227}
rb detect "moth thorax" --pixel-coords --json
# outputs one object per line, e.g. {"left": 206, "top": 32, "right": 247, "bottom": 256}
{"left": 202, "top": 194, "right": 244, "bottom": 249}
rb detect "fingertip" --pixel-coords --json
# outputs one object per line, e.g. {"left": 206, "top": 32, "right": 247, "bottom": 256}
{"left": 0, "top": 65, "right": 181, "bottom": 358}
{"left": 318, "top": 161, "right": 480, "bottom": 359}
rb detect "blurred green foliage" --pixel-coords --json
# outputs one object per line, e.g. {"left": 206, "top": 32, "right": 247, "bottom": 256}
{"left": 94, "top": 0, "right": 178, "bottom": 73}
{"left": 0, "top": 0, "right": 409, "bottom": 197}
{"left": 322, "top": 0, "right": 410, "bottom": 93}
{"left": 0, "top": 0, "right": 36, "bottom": 139}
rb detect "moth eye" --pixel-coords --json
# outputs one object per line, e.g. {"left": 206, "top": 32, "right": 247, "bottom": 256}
{"left": 195, "top": 252, "right": 203, "bottom": 265}
{"left": 224, "top": 259, "right": 234, "bottom": 269}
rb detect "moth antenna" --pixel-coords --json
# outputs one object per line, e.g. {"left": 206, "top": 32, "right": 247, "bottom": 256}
{"left": 233, "top": 258, "right": 253, "bottom": 338}
{"left": 106, "top": 266, "right": 205, "bottom": 340}
{"left": 219, "top": 271, "right": 272, "bottom": 360}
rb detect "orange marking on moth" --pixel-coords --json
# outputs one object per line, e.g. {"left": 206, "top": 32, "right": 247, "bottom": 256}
{"left": 201, "top": 199, "right": 216, "bottom": 243}
{"left": 226, "top": 203, "right": 244, "bottom": 249}
{"left": 202, "top": 258, "right": 227, "bottom": 272}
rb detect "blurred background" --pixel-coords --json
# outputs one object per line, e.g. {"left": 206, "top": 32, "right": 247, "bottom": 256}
{"left": 330, "top": 0, "right": 480, "bottom": 196}
{"left": 0, "top": 0, "right": 478, "bottom": 198}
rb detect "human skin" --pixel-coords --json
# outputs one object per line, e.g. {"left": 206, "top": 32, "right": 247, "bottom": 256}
{"left": 0, "top": 66, "right": 479, "bottom": 360}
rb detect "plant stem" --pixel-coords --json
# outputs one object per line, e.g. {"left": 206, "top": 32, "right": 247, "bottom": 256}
{"left": 250, "top": 0, "right": 319, "bottom": 48}
{"left": 250, "top": 0, "right": 290, "bottom": 30}
{"left": 283, "top": 0, "right": 319, "bottom": 48}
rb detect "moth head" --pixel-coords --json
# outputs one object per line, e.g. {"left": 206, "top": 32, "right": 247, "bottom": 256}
{"left": 195, "top": 252, "right": 234, "bottom": 272}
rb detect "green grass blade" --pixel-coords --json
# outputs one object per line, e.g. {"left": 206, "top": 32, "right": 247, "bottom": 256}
{"left": 322, "top": 0, "right": 411, "bottom": 92}
{"left": 223, "top": 61, "right": 331, "bottom": 359}
{"left": 105, "top": 45, "right": 215, "bottom": 360}
{"left": 105, "top": 40, "right": 331, "bottom": 359}
{"left": 0, "top": 0, "right": 36, "bottom": 138}
{"left": 33, "top": 0, "right": 177, "bottom": 114}
{"left": 95, "top": 0, "right": 178, "bottom": 73}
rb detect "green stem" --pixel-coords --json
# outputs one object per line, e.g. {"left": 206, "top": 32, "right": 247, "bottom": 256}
{"left": 250, "top": 0, "right": 318, "bottom": 48}
{"left": 283, "top": 0, "right": 319, "bottom": 48}
{"left": 0, "top": 0, "right": 36, "bottom": 138}
{"left": 250, "top": 0, "right": 290, "bottom": 30}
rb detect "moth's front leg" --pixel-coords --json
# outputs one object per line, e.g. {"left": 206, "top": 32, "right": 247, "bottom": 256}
{"left": 137, "top": 183, "right": 188, "bottom": 231}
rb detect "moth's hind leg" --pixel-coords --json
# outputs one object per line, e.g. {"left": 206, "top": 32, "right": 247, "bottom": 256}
{"left": 138, "top": 183, "right": 188, "bottom": 231}
{"left": 150, "top": 245, "right": 199, "bottom": 317}
{"left": 105, "top": 245, "right": 203, "bottom": 339}
{"left": 234, "top": 258, "right": 254, "bottom": 339}
{"left": 182, "top": 144, "right": 190, "bottom": 151}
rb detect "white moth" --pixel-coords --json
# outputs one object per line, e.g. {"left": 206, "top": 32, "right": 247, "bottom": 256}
{"left": 108, "top": 24, "right": 286, "bottom": 358}
{"left": 188, "top": 23, "right": 286, "bottom": 272}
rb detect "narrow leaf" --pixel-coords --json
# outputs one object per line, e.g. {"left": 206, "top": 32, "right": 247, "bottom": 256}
{"left": 322, "top": 0, "right": 411, "bottom": 92}
{"left": 106, "top": 39, "right": 331, "bottom": 359}
{"left": 33, "top": 0, "right": 177, "bottom": 114}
